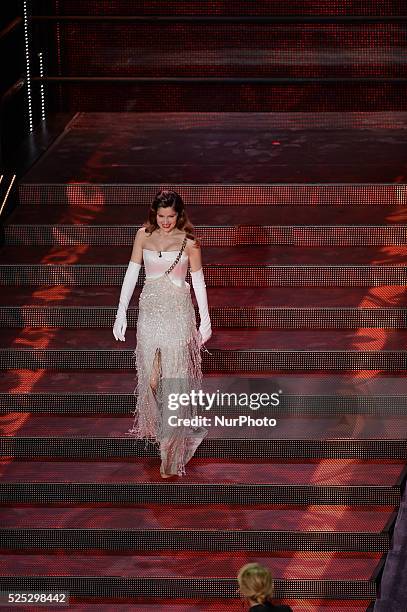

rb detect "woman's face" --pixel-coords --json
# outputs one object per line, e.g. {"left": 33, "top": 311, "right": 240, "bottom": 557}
{"left": 156, "top": 206, "right": 178, "bottom": 234}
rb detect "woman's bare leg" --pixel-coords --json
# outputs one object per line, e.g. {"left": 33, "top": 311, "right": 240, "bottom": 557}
{"left": 149, "top": 348, "right": 161, "bottom": 397}
{"left": 149, "top": 349, "right": 175, "bottom": 478}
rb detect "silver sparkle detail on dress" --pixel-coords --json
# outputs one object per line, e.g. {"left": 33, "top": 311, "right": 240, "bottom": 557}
{"left": 126, "top": 240, "right": 208, "bottom": 476}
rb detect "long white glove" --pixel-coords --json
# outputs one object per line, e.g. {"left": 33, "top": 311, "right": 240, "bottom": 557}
{"left": 113, "top": 261, "right": 141, "bottom": 341}
{"left": 190, "top": 268, "right": 212, "bottom": 346}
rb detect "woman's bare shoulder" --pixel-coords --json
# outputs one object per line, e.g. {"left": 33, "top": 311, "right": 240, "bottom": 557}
{"left": 135, "top": 226, "right": 151, "bottom": 246}
{"left": 185, "top": 233, "right": 200, "bottom": 247}
{"left": 185, "top": 235, "right": 200, "bottom": 255}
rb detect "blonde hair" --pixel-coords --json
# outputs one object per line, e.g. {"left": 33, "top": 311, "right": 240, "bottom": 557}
{"left": 237, "top": 563, "right": 274, "bottom": 605}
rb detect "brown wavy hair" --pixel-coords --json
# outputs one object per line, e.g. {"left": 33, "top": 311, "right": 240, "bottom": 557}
{"left": 144, "top": 189, "right": 199, "bottom": 246}
{"left": 237, "top": 563, "right": 274, "bottom": 606}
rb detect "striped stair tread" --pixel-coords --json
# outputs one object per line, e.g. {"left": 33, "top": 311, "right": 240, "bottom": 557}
{"left": 2, "top": 245, "right": 407, "bottom": 265}
{"left": 6, "top": 203, "right": 407, "bottom": 226}
{"left": 1, "top": 438, "right": 406, "bottom": 459}
{"left": 0, "top": 264, "right": 405, "bottom": 286}
{"left": 18, "top": 183, "right": 407, "bottom": 207}
{"left": 1, "top": 305, "right": 405, "bottom": 328}
{"left": 0, "top": 285, "right": 402, "bottom": 308}
{"left": 1, "top": 392, "right": 406, "bottom": 416}
{"left": 1, "top": 348, "right": 406, "bottom": 371}
{"left": 5, "top": 224, "right": 407, "bottom": 247}
{"left": 0, "top": 527, "right": 390, "bottom": 553}
{"left": 0, "top": 506, "right": 394, "bottom": 534}
{"left": 0, "top": 573, "right": 379, "bottom": 600}
{"left": 0, "top": 482, "right": 401, "bottom": 506}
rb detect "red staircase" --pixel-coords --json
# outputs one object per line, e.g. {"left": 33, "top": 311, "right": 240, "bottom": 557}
{"left": 0, "top": 1, "right": 406, "bottom": 610}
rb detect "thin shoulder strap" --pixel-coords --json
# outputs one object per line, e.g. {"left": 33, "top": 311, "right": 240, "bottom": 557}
{"left": 164, "top": 236, "right": 187, "bottom": 275}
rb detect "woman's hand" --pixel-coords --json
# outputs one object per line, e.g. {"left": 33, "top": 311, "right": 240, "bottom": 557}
{"left": 199, "top": 324, "right": 212, "bottom": 346}
{"left": 113, "top": 311, "right": 127, "bottom": 342}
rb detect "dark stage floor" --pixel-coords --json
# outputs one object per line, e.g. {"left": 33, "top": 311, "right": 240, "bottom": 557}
{"left": 22, "top": 112, "right": 407, "bottom": 184}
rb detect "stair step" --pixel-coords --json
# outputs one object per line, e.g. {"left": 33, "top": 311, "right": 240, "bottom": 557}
{"left": 58, "top": 49, "right": 407, "bottom": 80}
{"left": 23, "top": 602, "right": 372, "bottom": 612}
{"left": 0, "top": 264, "right": 405, "bottom": 286}
{"left": 41, "top": 79, "right": 407, "bottom": 113}
{"left": 18, "top": 182, "right": 407, "bottom": 206}
{"left": 52, "top": 1, "right": 407, "bottom": 17}
{"left": 3, "top": 245, "right": 407, "bottom": 265}
{"left": 1, "top": 347, "right": 406, "bottom": 372}
{"left": 44, "top": 109, "right": 407, "bottom": 130}
{"left": 7, "top": 203, "right": 407, "bottom": 226}
{"left": 0, "top": 527, "right": 390, "bottom": 553}
{"left": 0, "top": 286, "right": 402, "bottom": 308}
{"left": 5, "top": 224, "right": 407, "bottom": 247}
{"left": 1, "top": 391, "right": 406, "bottom": 416}
{"left": 2, "top": 305, "right": 406, "bottom": 329}
{"left": 3, "top": 328, "right": 407, "bottom": 350}
{"left": 2, "top": 439, "right": 406, "bottom": 460}
{"left": 0, "top": 416, "right": 407, "bottom": 444}
{"left": 48, "top": 21, "right": 407, "bottom": 80}
{"left": 1, "top": 370, "right": 406, "bottom": 395}
{"left": 0, "top": 506, "right": 393, "bottom": 534}
{"left": 0, "top": 459, "right": 403, "bottom": 486}
{"left": 0, "top": 569, "right": 379, "bottom": 599}
{"left": 0, "top": 482, "right": 400, "bottom": 506}
{"left": 0, "top": 551, "right": 384, "bottom": 581}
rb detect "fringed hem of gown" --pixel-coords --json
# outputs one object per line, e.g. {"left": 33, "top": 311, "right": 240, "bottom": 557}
{"left": 125, "top": 273, "right": 208, "bottom": 476}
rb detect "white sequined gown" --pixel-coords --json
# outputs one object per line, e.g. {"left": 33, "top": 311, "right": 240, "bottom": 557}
{"left": 127, "top": 247, "right": 208, "bottom": 476}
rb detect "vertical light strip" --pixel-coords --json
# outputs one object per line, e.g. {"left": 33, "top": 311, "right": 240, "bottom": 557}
{"left": 55, "top": 0, "right": 62, "bottom": 107}
{"left": 23, "top": 1, "right": 33, "bottom": 132}
{"left": 38, "top": 52, "right": 46, "bottom": 121}
{"left": 0, "top": 175, "right": 16, "bottom": 217}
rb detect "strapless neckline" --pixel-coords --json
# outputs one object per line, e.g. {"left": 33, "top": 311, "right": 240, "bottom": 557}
{"left": 143, "top": 248, "right": 188, "bottom": 258}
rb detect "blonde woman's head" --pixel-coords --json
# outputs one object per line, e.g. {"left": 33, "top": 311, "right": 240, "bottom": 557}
{"left": 237, "top": 562, "right": 274, "bottom": 605}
